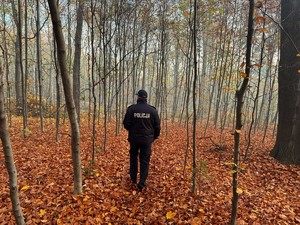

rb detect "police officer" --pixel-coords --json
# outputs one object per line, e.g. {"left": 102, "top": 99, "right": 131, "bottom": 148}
{"left": 123, "top": 90, "right": 161, "bottom": 191}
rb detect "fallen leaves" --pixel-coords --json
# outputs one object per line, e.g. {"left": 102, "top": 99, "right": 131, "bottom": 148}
{"left": 236, "top": 188, "right": 243, "bottom": 195}
{"left": 20, "top": 185, "right": 31, "bottom": 191}
{"left": 0, "top": 118, "right": 299, "bottom": 224}
{"left": 38, "top": 209, "right": 46, "bottom": 217}
{"left": 166, "top": 211, "right": 176, "bottom": 220}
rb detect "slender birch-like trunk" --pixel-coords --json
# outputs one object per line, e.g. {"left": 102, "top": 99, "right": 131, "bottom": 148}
{"left": 0, "top": 67, "right": 25, "bottom": 225}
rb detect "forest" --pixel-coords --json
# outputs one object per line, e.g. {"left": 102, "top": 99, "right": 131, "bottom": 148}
{"left": 0, "top": 0, "right": 299, "bottom": 224}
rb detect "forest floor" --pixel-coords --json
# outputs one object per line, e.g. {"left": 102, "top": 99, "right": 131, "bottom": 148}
{"left": 0, "top": 117, "right": 299, "bottom": 225}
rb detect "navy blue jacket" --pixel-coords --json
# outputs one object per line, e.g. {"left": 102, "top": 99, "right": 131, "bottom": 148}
{"left": 123, "top": 99, "right": 160, "bottom": 143}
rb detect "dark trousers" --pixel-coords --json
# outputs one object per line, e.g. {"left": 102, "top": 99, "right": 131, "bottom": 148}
{"left": 129, "top": 141, "right": 152, "bottom": 186}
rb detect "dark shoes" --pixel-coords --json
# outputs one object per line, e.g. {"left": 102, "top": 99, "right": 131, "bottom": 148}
{"left": 128, "top": 178, "right": 146, "bottom": 191}
{"left": 137, "top": 182, "right": 146, "bottom": 191}
{"left": 127, "top": 177, "right": 136, "bottom": 184}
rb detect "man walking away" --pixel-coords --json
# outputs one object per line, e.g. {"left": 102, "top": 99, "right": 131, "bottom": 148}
{"left": 123, "top": 90, "right": 161, "bottom": 191}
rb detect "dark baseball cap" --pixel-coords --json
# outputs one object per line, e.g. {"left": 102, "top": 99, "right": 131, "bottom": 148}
{"left": 136, "top": 89, "right": 148, "bottom": 98}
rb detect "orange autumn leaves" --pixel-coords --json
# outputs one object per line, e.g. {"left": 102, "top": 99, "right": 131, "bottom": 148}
{"left": 0, "top": 118, "right": 299, "bottom": 224}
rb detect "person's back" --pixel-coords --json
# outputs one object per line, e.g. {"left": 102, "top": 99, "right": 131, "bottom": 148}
{"left": 123, "top": 98, "right": 160, "bottom": 143}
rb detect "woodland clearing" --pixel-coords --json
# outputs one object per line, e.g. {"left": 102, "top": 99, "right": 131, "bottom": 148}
{"left": 0, "top": 118, "right": 299, "bottom": 224}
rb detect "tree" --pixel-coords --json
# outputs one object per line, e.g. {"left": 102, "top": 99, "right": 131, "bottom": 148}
{"left": 1, "top": 4, "right": 12, "bottom": 126}
{"left": 47, "top": 0, "right": 82, "bottom": 194}
{"left": 36, "top": 0, "right": 44, "bottom": 132}
{"left": 10, "top": 0, "right": 22, "bottom": 115}
{"left": 0, "top": 64, "right": 25, "bottom": 225}
{"left": 73, "top": 0, "right": 84, "bottom": 124}
{"left": 23, "top": 0, "right": 28, "bottom": 130}
{"left": 191, "top": 0, "right": 198, "bottom": 194}
{"left": 270, "top": 0, "right": 300, "bottom": 164}
{"left": 231, "top": 0, "right": 254, "bottom": 224}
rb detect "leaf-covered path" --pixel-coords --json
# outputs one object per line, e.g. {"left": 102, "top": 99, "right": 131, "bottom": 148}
{"left": 0, "top": 118, "right": 299, "bottom": 224}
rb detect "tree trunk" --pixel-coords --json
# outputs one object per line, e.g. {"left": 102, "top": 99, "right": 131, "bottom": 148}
{"left": 204, "top": 43, "right": 219, "bottom": 134}
{"left": 23, "top": 0, "right": 28, "bottom": 129}
{"left": 91, "top": 0, "right": 97, "bottom": 162}
{"left": 214, "top": 12, "right": 228, "bottom": 129}
{"left": 47, "top": 0, "right": 82, "bottom": 194}
{"left": 270, "top": 0, "right": 300, "bottom": 165}
{"left": 53, "top": 33, "right": 61, "bottom": 142}
{"left": 73, "top": 0, "right": 84, "bottom": 124}
{"left": 0, "top": 67, "right": 25, "bottom": 225}
{"left": 263, "top": 62, "right": 277, "bottom": 143}
{"left": 142, "top": 30, "right": 149, "bottom": 89}
{"left": 37, "top": 0, "right": 44, "bottom": 132}
{"left": 11, "top": 0, "right": 22, "bottom": 115}
{"left": 102, "top": 1, "right": 108, "bottom": 152}
{"left": 191, "top": 0, "right": 198, "bottom": 194}
{"left": 231, "top": 0, "right": 254, "bottom": 224}
{"left": 245, "top": 14, "right": 267, "bottom": 159}
{"left": 2, "top": 8, "right": 12, "bottom": 126}
{"left": 172, "top": 43, "right": 180, "bottom": 122}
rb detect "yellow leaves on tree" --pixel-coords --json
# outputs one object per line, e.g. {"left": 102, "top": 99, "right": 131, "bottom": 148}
{"left": 253, "top": 63, "right": 263, "bottom": 68}
{"left": 240, "top": 71, "right": 247, "bottom": 78}
{"left": 255, "top": 16, "right": 266, "bottom": 24}
{"left": 184, "top": 11, "right": 190, "bottom": 18}
{"left": 256, "top": 0, "right": 263, "bottom": 8}
{"left": 259, "top": 27, "right": 267, "bottom": 33}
